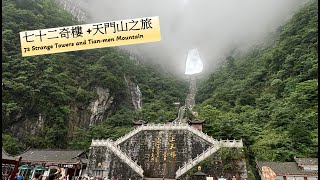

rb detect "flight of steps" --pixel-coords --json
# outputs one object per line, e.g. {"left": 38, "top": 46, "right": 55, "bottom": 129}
{"left": 173, "top": 105, "right": 186, "bottom": 123}
{"left": 114, "top": 123, "right": 216, "bottom": 145}
{"left": 175, "top": 139, "right": 243, "bottom": 179}
{"left": 91, "top": 139, "right": 144, "bottom": 177}
{"left": 93, "top": 124, "right": 243, "bottom": 179}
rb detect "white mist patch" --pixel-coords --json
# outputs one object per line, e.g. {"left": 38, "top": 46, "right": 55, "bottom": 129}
{"left": 185, "top": 48, "right": 203, "bottom": 75}
{"left": 82, "top": 0, "right": 307, "bottom": 76}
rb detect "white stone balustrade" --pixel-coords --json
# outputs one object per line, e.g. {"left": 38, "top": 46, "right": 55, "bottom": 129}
{"left": 91, "top": 124, "right": 244, "bottom": 179}
{"left": 90, "top": 139, "right": 143, "bottom": 177}
{"left": 114, "top": 123, "right": 218, "bottom": 145}
{"left": 175, "top": 139, "right": 243, "bottom": 179}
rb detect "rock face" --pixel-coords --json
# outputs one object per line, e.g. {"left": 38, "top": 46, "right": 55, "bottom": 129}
{"left": 9, "top": 86, "right": 114, "bottom": 141}
{"left": 89, "top": 87, "right": 114, "bottom": 126}
{"left": 124, "top": 76, "right": 142, "bottom": 110}
{"left": 87, "top": 130, "right": 211, "bottom": 179}
{"left": 68, "top": 105, "right": 91, "bottom": 137}
{"left": 55, "top": 0, "right": 88, "bottom": 22}
{"left": 10, "top": 113, "right": 45, "bottom": 140}
{"left": 67, "top": 86, "right": 114, "bottom": 138}
{"left": 10, "top": 76, "right": 143, "bottom": 141}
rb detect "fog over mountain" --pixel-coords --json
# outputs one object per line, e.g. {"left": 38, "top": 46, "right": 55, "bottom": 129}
{"left": 79, "top": 0, "right": 307, "bottom": 77}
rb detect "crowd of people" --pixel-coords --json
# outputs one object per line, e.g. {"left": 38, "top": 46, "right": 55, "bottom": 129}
{"left": 16, "top": 173, "right": 116, "bottom": 180}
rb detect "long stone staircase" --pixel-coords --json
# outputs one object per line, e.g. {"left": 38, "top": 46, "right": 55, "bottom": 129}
{"left": 90, "top": 74, "right": 245, "bottom": 179}
{"left": 175, "top": 139, "right": 243, "bottom": 179}
{"left": 92, "top": 125, "right": 243, "bottom": 179}
{"left": 173, "top": 105, "right": 186, "bottom": 123}
{"left": 114, "top": 123, "right": 217, "bottom": 145}
{"left": 114, "top": 126, "right": 144, "bottom": 145}
{"left": 91, "top": 139, "right": 144, "bottom": 177}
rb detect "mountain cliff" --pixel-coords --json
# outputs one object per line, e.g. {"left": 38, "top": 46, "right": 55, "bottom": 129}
{"left": 196, "top": 1, "right": 317, "bottom": 177}
{"left": 2, "top": 1, "right": 317, "bottom": 175}
{"left": 2, "top": 0, "right": 188, "bottom": 154}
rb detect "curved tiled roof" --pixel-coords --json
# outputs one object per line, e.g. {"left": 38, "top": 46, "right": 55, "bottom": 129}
{"left": 256, "top": 161, "right": 318, "bottom": 176}
{"left": 17, "top": 149, "right": 86, "bottom": 163}
{"left": 2, "top": 149, "right": 16, "bottom": 160}
{"left": 133, "top": 120, "right": 146, "bottom": 125}
{"left": 294, "top": 158, "right": 318, "bottom": 166}
{"left": 188, "top": 119, "right": 205, "bottom": 124}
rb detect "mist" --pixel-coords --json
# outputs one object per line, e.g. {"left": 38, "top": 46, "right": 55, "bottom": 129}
{"left": 78, "top": 0, "right": 307, "bottom": 77}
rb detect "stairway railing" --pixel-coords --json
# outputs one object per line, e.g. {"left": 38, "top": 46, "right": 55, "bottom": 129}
{"left": 185, "top": 125, "right": 217, "bottom": 144}
{"left": 175, "top": 139, "right": 243, "bottom": 179}
{"left": 114, "top": 126, "right": 143, "bottom": 145}
{"left": 115, "top": 124, "right": 217, "bottom": 145}
{"left": 91, "top": 139, "right": 144, "bottom": 177}
{"left": 220, "top": 139, "right": 243, "bottom": 148}
{"left": 175, "top": 144, "right": 220, "bottom": 179}
{"left": 92, "top": 126, "right": 243, "bottom": 179}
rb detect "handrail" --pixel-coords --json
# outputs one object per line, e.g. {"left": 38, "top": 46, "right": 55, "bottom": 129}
{"left": 175, "top": 139, "right": 243, "bottom": 179}
{"left": 175, "top": 144, "right": 220, "bottom": 179}
{"left": 89, "top": 74, "right": 247, "bottom": 178}
{"left": 115, "top": 124, "right": 218, "bottom": 145}
{"left": 91, "top": 139, "right": 144, "bottom": 177}
{"left": 114, "top": 127, "right": 143, "bottom": 145}
{"left": 103, "top": 124, "right": 243, "bottom": 178}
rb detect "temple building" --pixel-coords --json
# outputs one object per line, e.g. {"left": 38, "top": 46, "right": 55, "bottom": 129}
{"left": 188, "top": 119, "right": 204, "bottom": 131}
{"left": 256, "top": 158, "right": 318, "bottom": 180}
{"left": 3, "top": 149, "right": 88, "bottom": 179}
{"left": 133, "top": 120, "right": 147, "bottom": 129}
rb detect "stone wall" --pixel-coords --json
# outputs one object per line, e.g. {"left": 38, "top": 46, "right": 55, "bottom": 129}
{"left": 180, "top": 147, "right": 247, "bottom": 180}
{"left": 87, "top": 129, "right": 211, "bottom": 179}
{"left": 119, "top": 130, "right": 211, "bottom": 178}
{"left": 87, "top": 130, "right": 247, "bottom": 179}
{"left": 87, "top": 146, "right": 140, "bottom": 179}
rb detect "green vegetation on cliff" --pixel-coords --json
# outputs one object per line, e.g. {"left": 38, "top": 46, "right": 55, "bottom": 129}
{"left": 2, "top": 1, "right": 317, "bottom": 176}
{"left": 196, "top": 0, "right": 318, "bottom": 163}
{"left": 2, "top": 0, "right": 188, "bottom": 153}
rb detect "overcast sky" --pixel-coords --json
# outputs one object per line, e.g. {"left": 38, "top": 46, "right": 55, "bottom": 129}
{"left": 78, "top": 0, "right": 307, "bottom": 77}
